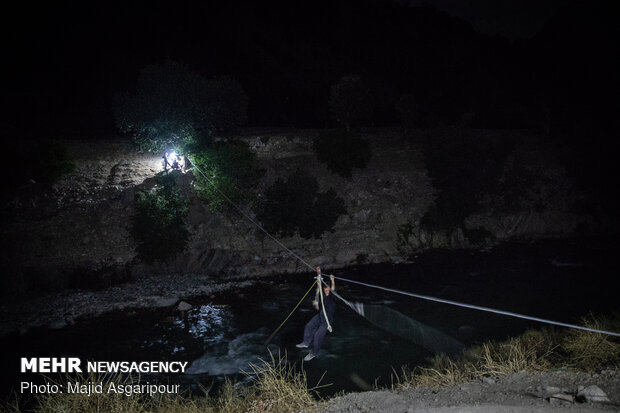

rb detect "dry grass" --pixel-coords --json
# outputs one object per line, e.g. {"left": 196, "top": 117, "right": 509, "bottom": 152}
{"left": 2, "top": 352, "right": 320, "bottom": 413}
{"left": 562, "top": 314, "right": 620, "bottom": 372}
{"left": 398, "top": 318, "right": 619, "bottom": 389}
{"left": 24, "top": 371, "right": 215, "bottom": 413}
{"left": 243, "top": 351, "right": 320, "bottom": 413}
{"left": 477, "top": 329, "right": 556, "bottom": 376}
{"left": 213, "top": 379, "right": 250, "bottom": 413}
{"left": 397, "top": 354, "right": 477, "bottom": 388}
{"left": 31, "top": 372, "right": 148, "bottom": 413}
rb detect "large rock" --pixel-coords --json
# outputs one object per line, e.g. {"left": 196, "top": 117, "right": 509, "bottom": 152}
{"left": 577, "top": 385, "right": 610, "bottom": 403}
{"left": 177, "top": 301, "right": 193, "bottom": 312}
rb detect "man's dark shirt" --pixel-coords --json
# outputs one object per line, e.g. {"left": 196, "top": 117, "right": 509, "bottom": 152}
{"left": 321, "top": 292, "right": 336, "bottom": 324}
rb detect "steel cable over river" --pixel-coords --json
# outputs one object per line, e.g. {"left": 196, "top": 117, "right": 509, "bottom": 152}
{"left": 189, "top": 155, "right": 620, "bottom": 338}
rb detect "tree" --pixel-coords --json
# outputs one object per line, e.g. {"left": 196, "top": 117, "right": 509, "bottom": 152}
{"left": 114, "top": 60, "right": 248, "bottom": 153}
{"left": 130, "top": 172, "right": 190, "bottom": 263}
{"left": 256, "top": 170, "right": 346, "bottom": 239}
{"left": 114, "top": 60, "right": 207, "bottom": 153}
{"left": 420, "top": 128, "right": 513, "bottom": 232}
{"left": 328, "top": 75, "right": 374, "bottom": 131}
{"left": 191, "top": 140, "right": 263, "bottom": 212}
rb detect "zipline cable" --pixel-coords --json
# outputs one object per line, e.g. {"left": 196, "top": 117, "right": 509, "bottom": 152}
{"left": 185, "top": 155, "right": 620, "bottom": 339}
{"left": 326, "top": 274, "right": 620, "bottom": 337}
{"left": 187, "top": 156, "right": 315, "bottom": 271}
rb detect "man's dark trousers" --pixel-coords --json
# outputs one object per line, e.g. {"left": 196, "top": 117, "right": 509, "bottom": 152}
{"left": 302, "top": 314, "right": 328, "bottom": 354}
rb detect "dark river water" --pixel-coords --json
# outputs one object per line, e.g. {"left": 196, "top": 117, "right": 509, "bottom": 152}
{"left": 3, "top": 238, "right": 619, "bottom": 397}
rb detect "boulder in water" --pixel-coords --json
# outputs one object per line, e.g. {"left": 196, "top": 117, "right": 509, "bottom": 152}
{"left": 177, "top": 301, "right": 193, "bottom": 312}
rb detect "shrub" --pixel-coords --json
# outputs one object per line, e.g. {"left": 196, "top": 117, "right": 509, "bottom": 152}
{"left": 114, "top": 60, "right": 248, "bottom": 153}
{"left": 191, "top": 140, "right": 263, "bottom": 212}
{"left": 244, "top": 352, "right": 318, "bottom": 413}
{"left": 562, "top": 314, "right": 620, "bottom": 371}
{"left": 130, "top": 172, "right": 190, "bottom": 263}
{"left": 494, "top": 147, "right": 574, "bottom": 214}
{"left": 421, "top": 128, "right": 512, "bottom": 232}
{"left": 256, "top": 170, "right": 346, "bottom": 239}
{"left": 419, "top": 198, "right": 462, "bottom": 234}
{"left": 328, "top": 75, "right": 374, "bottom": 131}
{"left": 114, "top": 60, "right": 208, "bottom": 153}
{"left": 463, "top": 226, "right": 493, "bottom": 246}
{"left": 398, "top": 328, "right": 559, "bottom": 389}
{"left": 477, "top": 332, "right": 555, "bottom": 376}
{"left": 312, "top": 129, "right": 371, "bottom": 178}
{"left": 399, "top": 353, "right": 474, "bottom": 388}
{"left": 396, "top": 221, "right": 419, "bottom": 256}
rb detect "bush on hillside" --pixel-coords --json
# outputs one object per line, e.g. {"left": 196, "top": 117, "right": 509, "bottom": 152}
{"left": 420, "top": 128, "right": 513, "bottom": 233}
{"left": 191, "top": 140, "right": 263, "bottom": 212}
{"left": 256, "top": 170, "right": 346, "bottom": 239}
{"left": 312, "top": 129, "right": 371, "bottom": 178}
{"left": 130, "top": 172, "right": 190, "bottom": 263}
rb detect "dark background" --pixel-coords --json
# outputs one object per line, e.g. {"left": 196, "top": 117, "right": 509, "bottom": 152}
{"left": 1, "top": 1, "right": 617, "bottom": 135}
{"left": 1, "top": 1, "right": 618, "bottom": 211}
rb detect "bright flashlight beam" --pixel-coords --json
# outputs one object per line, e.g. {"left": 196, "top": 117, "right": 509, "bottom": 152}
{"left": 164, "top": 150, "right": 184, "bottom": 170}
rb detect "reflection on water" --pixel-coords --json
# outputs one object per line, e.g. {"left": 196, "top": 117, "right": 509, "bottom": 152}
{"left": 141, "top": 305, "right": 228, "bottom": 355}
{"left": 179, "top": 304, "right": 227, "bottom": 340}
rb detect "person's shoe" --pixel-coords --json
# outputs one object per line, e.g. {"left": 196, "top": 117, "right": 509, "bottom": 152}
{"left": 303, "top": 352, "right": 316, "bottom": 361}
{"left": 296, "top": 343, "right": 309, "bottom": 348}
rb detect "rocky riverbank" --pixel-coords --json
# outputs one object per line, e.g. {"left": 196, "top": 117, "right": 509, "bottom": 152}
{"left": 0, "top": 272, "right": 255, "bottom": 337}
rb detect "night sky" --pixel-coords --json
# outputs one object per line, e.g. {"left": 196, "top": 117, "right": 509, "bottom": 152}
{"left": 2, "top": 0, "right": 617, "bottom": 141}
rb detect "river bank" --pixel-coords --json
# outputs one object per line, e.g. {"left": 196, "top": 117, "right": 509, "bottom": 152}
{"left": 0, "top": 272, "right": 255, "bottom": 338}
{"left": 315, "top": 369, "right": 620, "bottom": 412}
{"left": 3, "top": 127, "right": 607, "bottom": 298}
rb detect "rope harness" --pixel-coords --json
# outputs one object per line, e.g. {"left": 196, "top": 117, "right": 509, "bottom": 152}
{"left": 186, "top": 156, "right": 620, "bottom": 340}
{"left": 316, "top": 275, "right": 333, "bottom": 333}
{"left": 263, "top": 279, "right": 318, "bottom": 345}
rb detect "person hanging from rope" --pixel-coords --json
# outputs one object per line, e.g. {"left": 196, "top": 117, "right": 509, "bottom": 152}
{"left": 296, "top": 266, "right": 336, "bottom": 361}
